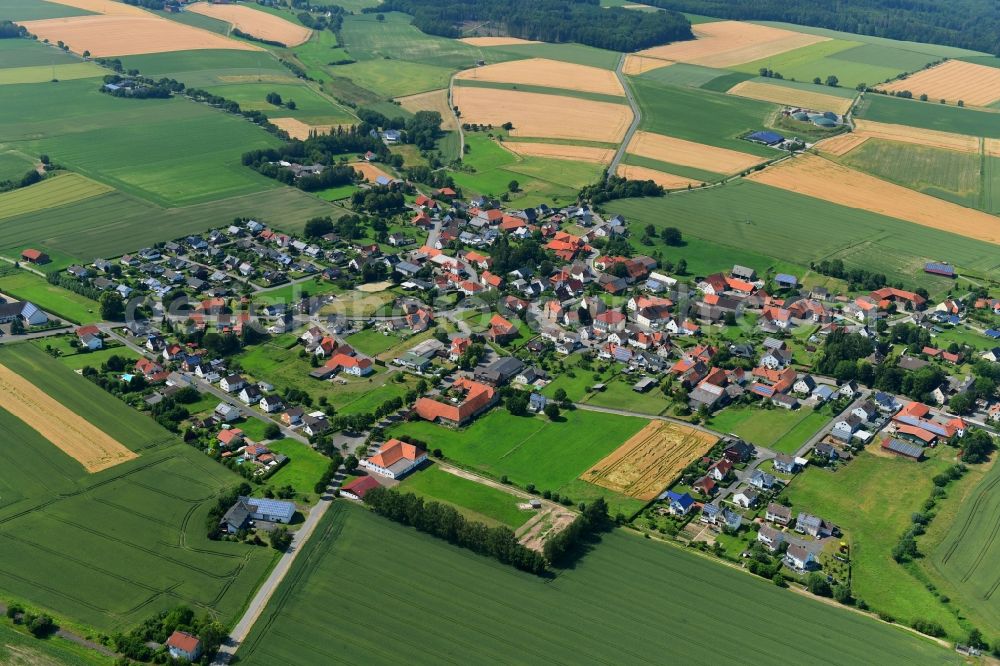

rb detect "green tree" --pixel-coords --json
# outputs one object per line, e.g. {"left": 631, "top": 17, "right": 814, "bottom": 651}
{"left": 825, "top": 75, "right": 839, "bottom": 87}
{"left": 264, "top": 422, "right": 282, "bottom": 440}
{"left": 660, "top": 226, "right": 682, "bottom": 246}
{"left": 269, "top": 526, "right": 292, "bottom": 551}
{"left": 544, "top": 403, "right": 561, "bottom": 420}
{"left": 508, "top": 179, "right": 519, "bottom": 192}
{"left": 99, "top": 291, "right": 125, "bottom": 321}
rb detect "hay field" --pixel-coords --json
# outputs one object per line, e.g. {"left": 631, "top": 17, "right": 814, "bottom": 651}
{"left": 396, "top": 89, "right": 458, "bottom": 130}
{"left": 748, "top": 154, "right": 1000, "bottom": 245}
{"left": 728, "top": 80, "right": 853, "bottom": 114}
{"left": 458, "top": 36, "right": 539, "bottom": 47}
{"left": 627, "top": 130, "right": 764, "bottom": 173}
{"left": 816, "top": 132, "right": 871, "bottom": 156}
{"left": 0, "top": 363, "right": 136, "bottom": 472}
{"left": 581, "top": 420, "right": 717, "bottom": 501}
{"left": 622, "top": 54, "right": 673, "bottom": 76}
{"left": 22, "top": 14, "right": 261, "bottom": 57}
{"left": 879, "top": 60, "right": 1000, "bottom": 107}
{"left": 453, "top": 87, "right": 632, "bottom": 142}
{"left": 270, "top": 116, "right": 345, "bottom": 140}
{"left": 504, "top": 141, "right": 615, "bottom": 163}
{"left": 43, "top": 0, "right": 147, "bottom": 16}
{"left": 636, "top": 21, "right": 828, "bottom": 68}
{"left": 186, "top": 2, "right": 312, "bottom": 46}
{"left": 616, "top": 164, "right": 700, "bottom": 189}
{"left": 853, "top": 119, "right": 981, "bottom": 153}
{"left": 352, "top": 162, "right": 394, "bottom": 182}
{"left": 455, "top": 58, "right": 623, "bottom": 96}
{"left": 0, "top": 173, "right": 111, "bottom": 222}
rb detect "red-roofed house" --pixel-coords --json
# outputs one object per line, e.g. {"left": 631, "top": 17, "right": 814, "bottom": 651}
{"left": 20, "top": 249, "right": 49, "bottom": 264}
{"left": 413, "top": 377, "right": 497, "bottom": 426}
{"left": 360, "top": 439, "right": 428, "bottom": 479}
{"left": 449, "top": 336, "right": 471, "bottom": 361}
{"left": 217, "top": 428, "right": 244, "bottom": 447}
{"left": 870, "top": 287, "right": 926, "bottom": 311}
{"left": 324, "top": 353, "right": 374, "bottom": 377}
{"left": 166, "top": 631, "right": 202, "bottom": 662}
{"left": 339, "top": 475, "right": 381, "bottom": 500}
{"left": 594, "top": 310, "right": 626, "bottom": 333}
{"left": 487, "top": 314, "right": 518, "bottom": 343}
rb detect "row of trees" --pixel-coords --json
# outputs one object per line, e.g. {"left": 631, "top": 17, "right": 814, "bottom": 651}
{"left": 0, "top": 167, "right": 42, "bottom": 193}
{"left": 0, "top": 20, "right": 27, "bottom": 38}
{"left": 363, "top": 486, "right": 548, "bottom": 574}
{"left": 372, "top": 0, "right": 693, "bottom": 52}
{"left": 110, "top": 605, "right": 226, "bottom": 662}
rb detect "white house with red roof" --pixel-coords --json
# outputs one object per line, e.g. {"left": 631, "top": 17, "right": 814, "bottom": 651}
{"left": 360, "top": 439, "right": 428, "bottom": 479}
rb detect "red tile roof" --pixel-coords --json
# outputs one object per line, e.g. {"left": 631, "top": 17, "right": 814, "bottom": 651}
{"left": 414, "top": 378, "right": 494, "bottom": 423}
{"left": 367, "top": 439, "right": 425, "bottom": 468}
{"left": 341, "top": 475, "right": 381, "bottom": 498}
{"left": 166, "top": 631, "right": 201, "bottom": 655}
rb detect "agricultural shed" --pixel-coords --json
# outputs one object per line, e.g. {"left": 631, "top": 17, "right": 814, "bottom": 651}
{"left": 812, "top": 117, "right": 838, "bottom": 128}
{"left": 924, "top": 262, "right": 956, "bottom": 277}
{"left": 747, "top": 131, "right": 784, "bottom": 145}
{"left": 881, "top": 438, "right": 923, "bottom": 460}
{"left": 791, "top": 111, "right": 810, "bottom": 121}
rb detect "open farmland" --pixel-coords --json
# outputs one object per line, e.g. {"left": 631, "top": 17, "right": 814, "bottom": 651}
{"left": 816, "top": 132, "right": 872, "bottom": 156}
{"left": 879, "top": 59, "right": 1000, "bottom": 107}
{"left": 199, "top": 82, "right": 354, "bottom": 125}
{"left": 186, "top": 2, "right": 311, "bottom": 46}
{"left": 623, "top": 54, "right": 673, "bottom": 76}
{"left": 0, "top": 61, "right": 105, "bottom": 84}
{"left": 841, "top": 119, "right": 983, "bottom": 154}
{"left": 626, "top": 130, "right": 765, "bottom": 173}
{"left": 455, "top": 58, "right": 624, "bottom": 96}
{"left": 0, "top": 173, "right": 111, "bottom": 222}
{"left": 0, "top": 149, "right": 35, "bottom": 182}
{"left": 582, "top": 420, "right": 717, "bottom": 501}
{"left": 0, "top": 0, "right": 93, "bottom": 20}
{"left": 396, "top": 89, "right": 458, "bottom": 130}
{"left": 351, "top": 161, "right": 395, "bottom": 183}
{"left": 458, "top": 36, "right": 539, "bottom": 47}
{"left": 452, "top": 87, "right": 632, "bottom": 143}
{"left": 747, "top": 153, "right": 1000, "bottom": 244}
{"left": 235, "top": 503, "right": 959, "bottom": 665}
{"left": 0, "top": 37, "right": 81, "bottom": 67}
{"left": 503, "top": 141, "right": 615, "bottom": 164}
{"left": 635, "top": 20, "right": 828, "bottom": 68}
{"left": 0, "top": 363, "right": 136, "bottom": 473}
{"left": 855, "top": 94, "right": 1000, "bottom": 138}
{"left": 114, "top": 48, "right": 290, "bottom": 86}
{"left": 727, "top": 79, "right": 854, "bottom": 114}
{"left": 400, "top": 465, "right": 533, "bottom": 530}
{"left": 615, "top": 163, "right": 700, "bottom": 189}
{"left": 0, "top": 345, "right": 276, "bottom": 632}
{"left": 0, "top": 620, "right": 111, "bottom": 666}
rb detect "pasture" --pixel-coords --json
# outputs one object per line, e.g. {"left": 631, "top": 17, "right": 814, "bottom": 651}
{"left": 0, "top": 269, "right": 99, "bottom": 323}
{"left": 235, "top": 502, "right": 959, "bottom": 665}
{"left": 399, "top": 464, "right": 533, "bottom": 529}
{"left": 0, "top": 36, "right": 82, "bottom": 68}
{"left": 390, "top": 408, "right": 648, "bottom": 515}
{"left": 200, "top": 81, "right": 355, "bottom": 125}
{"left": 854, "top": 94, "right": 1000, "bottom": 138}
{"left": 631, "top": 79, "right": 778, "bottom": 156}
{"left": 339, "top": 12, "right": 492, "bottom": 70}
{"left": 732, "top": 39, "right": 908, "bottom": 90}
{"left": 608, "top": 181, "right": 1000, "bottom": 288}
{"left": 0, "top": 173, "right": 111, "bottom": 222}
{"left": 115, "top": 48, "right": 289, "bottom": 87}
{"left": 0, "top": 149, "right": 37, "bottom": 182}
{"left": 747, "top": 154, "right": 1000, "bottom": 245}
{"left": 784, "top": 448, "right": 962, "bottom": 638}
{"left": 708, "top": 406, "right": 827, "bottom": 453}
{"left": 0, "top": 79, "right": 281, "bottom": 207}
{"left": 0, "top": 62, "right": 106, "bottom": 85}
{"left": 879, "top": 59, "right": 1000, "bottom": 107}
{"left": 582, "top": 420, "right": 717, "bottom": 501}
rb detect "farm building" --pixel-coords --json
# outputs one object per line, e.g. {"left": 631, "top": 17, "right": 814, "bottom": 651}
{"left": 924, "top": 262, "right": 956, "bottom": 278}
{"left": 220, "top": 497, "right": 296, "bottom": 533}
{"left": 360, "top": 439, "right": 428, "bottom": 479}
{"left": 339, "top": 476, "right": 381, "bottom": 501}
{"left": 746, "top": 130, "right": 784, "bottom": 146}
{"left": 881, "top": 438, "right": 923, "bottom": 460}
{"left": 20, "top": 249, "right": 49, "bottom": 264}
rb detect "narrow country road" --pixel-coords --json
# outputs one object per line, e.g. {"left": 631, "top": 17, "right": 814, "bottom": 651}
{"left": 608, "top": 52, "right": 641, "bottom": 179}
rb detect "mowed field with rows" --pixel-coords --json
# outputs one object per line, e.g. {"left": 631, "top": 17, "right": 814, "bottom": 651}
{"left": 235, "top": 503, "right": 960, "bottom": 665}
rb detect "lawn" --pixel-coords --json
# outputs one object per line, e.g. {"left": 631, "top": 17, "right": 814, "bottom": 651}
{"left": 0, "top": 149, "right": 36, "bottom": 181}
{"left": 783, "top": 447, "right": 963, "bottom": 637}
{"left": 259, "top": 437, "right": 330, "bottom": 503}
{"left": 235, "top": 502, "right": 960, "bottom": 665}
{"left": 399, "top": 464, "right": 533, "bottom": 529}
{"left": 56, "top": 345, "right": 141, "bottom": 371}
{"left": 345, "top": 326, "right": 410, "bottom": 356}
{"left": 608, "top": 180, "right": 1000, "bottom": 287}
{"left": 539, "top": 356, "right": 617, "bottom": 402}
{"left": 630, "top": 78, "right": 779, "bottom": 156}
{"left": 854, "top": 94, "right": 1000, "bottom": 138}
{"left": 582, "top": 376, "right": 671, "bottom": 415}
{"left": 0, "top": 79, "right": 282, "bottom": 207}
{"left": 707, "top": 405, "right": 827, "bottom": 452}
{"left": 0, "top": 269, "right": 99, "bottom": 324}
{"left": 390, "top": 408, "right": 647, "bottom": 515}
{"left": 0, "top": 344, "right": 276, "bottom": 634}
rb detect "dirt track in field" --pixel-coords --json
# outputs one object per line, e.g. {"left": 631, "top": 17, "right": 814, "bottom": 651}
{"left": 622, "top": 54, "right": 673, "bottom": 76}
{"left": 626, "top": 130, "right": 763, "bottom": 173}
{"left": 455, "top": 58, "right": 624, "bottom": 96}
{"left": 748, "top": 153, "right": 1000, "bottom": 245}
{"left": 728, "top": 80, "right": 854, "bottom": 114}
{"left": 616, "top": 164, "right": 701, "bottom": 189}
{"left": 636, "top": 21, "right": 828, "bottom": 68}
{"left": 878, "top": 60, "right": 1000, "bottom": 107}
{"left": 186, "top": 2, "right": 312, "bottom": 46}
{"left": 504, "top": 141, "right": 615, "bottom": 164}
{"left": 452, "top": 87, "right": 632, "bottom": 143}
{"left": 0, "top": 363, "right": 137, "bottom": 473}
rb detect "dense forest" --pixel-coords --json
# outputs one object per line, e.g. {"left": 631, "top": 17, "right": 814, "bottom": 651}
{"left": 368, "top": 0, "right": 693, "bottom": 52}
{"left": 643, "top": 0, "right": 1000, "bottom": 56}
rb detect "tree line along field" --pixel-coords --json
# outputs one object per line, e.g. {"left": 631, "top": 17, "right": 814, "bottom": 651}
{"left": 399, "top": 464, "right": 534, "bottom": 530}
{"left": 0, "top": 620, "right": 111, "bottom": 666}
{"left": 608, "top": 180, "right": 1000, "bottom": 290}
{"left": 235, "top": 502, "right": 959, "bottom": 665}
{"left": 0, "top": 344, "right": 276, "bottom": 633}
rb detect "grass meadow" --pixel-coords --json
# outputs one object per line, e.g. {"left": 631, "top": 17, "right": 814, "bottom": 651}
{"left": 783, "top": 447, "right": 962, "bottom": 637}
{"left": 235, "top": 502, "right": 960, "bottom": 665}
{"left": 399, "top": 464, "right": 533, "bottom": 529}
{"left": 0, "top": 619, "right": 110, "bottom": 665}
{"left": 116, "top": 48, "right": 290, "bottom": 87}
{"left": 0, "top": 148, "right": 37, "bottom": 181}
{"left": 708, "top": 406, "right": 828, "bottom": 454}
{"left": 201, "top": 81, "right": 356, "bottom": 125}
{"left": 0, "top": 345, "right": 276, "bottom": 633}
{"left": 731, "top": 39, "right": 911, "bottom": 89}
{"left": 0, "top": 39, "right": 80, "bottom": 68}
{"left": 855, "top": 94, "right": 1000, "bottom": 138}
{"left": 0, "top": 269, "right": 99, "bottom": 323}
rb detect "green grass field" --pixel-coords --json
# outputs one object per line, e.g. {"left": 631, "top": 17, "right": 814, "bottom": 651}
{"left": 390, "top": 408, "right": 647, "bottom": 514}
{"left": 0, "top": 62, "right": 106, "bottom": 85}
{"left": 839, "top": 138, "right": 983, "bottom": 209}
{"left": 0, "top": 149, "right": 36, "bottom": 182}
{"left": 0, "top": 0, "right": 92, "bottom": 20}
{"left": 399, "top": 464, "right": 533, "bottom": 529}
{"left": 0, "top": 182, "right": 344, "bottom": 266}
{"left": 259, "top": 437, "right": 330, "bottom": 502}
{"left": 708, "top": 406, "right": 827, "bottom": 452}
{"left": 202, "top": 81, "right": 355, "bottom": 124}
{"left": 784, "top": 448, "right": 962, "bottom": 637}
{"left": 608, "top": 180, "right": 1000, "bottom": 288}
{"left": 582, "top": 377, "right": 672, "bottom": 415}
{"left": 0, "top": 39, "right": 80, "bottom": 68}
{"left": 636, "top": 62, "right": 736, "bottom": 88}
{"left": 116, "top": 48, "right": 291, "bottom": 87}
{"left": 752, "top": 21, "right": 986, "bottom": 59}
{"left": 0, "top": 269, "right": 99, "bottom": 324}
{"left": 454, "top": 78, "right": 627, "bottom": 105}
{"left": 630, "top": 79, "right": 778, "bottom": 156}
{"left": 340, "top": 12, "right": 492, "bottom": 70}
{"left": 855, "top": 94, "right": 1000, "bottom": 138}
{"left": 620, "top": 153, "right": 723, "bottom": 182}
{"left": 0, "top": 619, "right": 111, "bottom": 665}
{"left": 235, "top": 502, "right": 959, "bottom": 665}
{"left": 335, "top": 58, "right": 455, "bottom": 98}
{"left": 0, "top": 79, "right": 281, "bottom": 206}
{"left": 155, "top": 6, "right": 233, "bottom": 35}
{"left": 0, "top": 345, "right": 276, "bottom": 633}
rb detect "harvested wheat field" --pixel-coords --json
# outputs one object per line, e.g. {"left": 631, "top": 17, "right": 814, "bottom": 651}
{"left": 452, "top": 87, "right": 632, "bottom": 142}
{"left": 987, "top": 139, "right": 1000, "bottom": 158}
{"left": 0, "top": 364, "right": 137, "bottom": 473}
{"left": 458, "top": 36, "right": 539, "bottom": 47}
{"left": 878, "top": 60, "right": 1000, "bottom": 107}
{"left": 503, "top": 141, "right": 615, "bottom": 163}
{"left": 41, "top": 0, "right": 148, "bottom": 16}
{"left": 22, "top": 14, "right": 260, "bottom": 57}
{"left": 456, "top": 58, "right": 623, "bottom": 96}
{"left": 748, "top": 154, "right": 1000, "bottom": 244}
{"left": 396, "top": 89, "right": 458, "bottom": 130}
{"left": 636, "top": 21, "right": 827, "bottom": 69}
{"left": 582, "top": 420, "right": 717, "bottom": 501}
{"left": 627, "top": 131, "right": 763, "bottom": 173}
{"left": 852, "top": 119, "right": 982, "bottom": 154}
{"left": 270, "top": 117, "right": 344, "bottom": 140}
{"left": 352, "top": 162, "right": 395, "bottom": 183}
{"left": 622, "top": 54, "right": 673, "bottom": 76}
{"left": 186, "top": 2, "right": 312, "bottom": 46}
{"left": 616, "top": 164, "right": 701, "bottom": 189}
{"left": 728, "top": 80, "right": 854, "bottom": 115}
{"left": 816, "top": 132, "right": 870, "bottom": 156}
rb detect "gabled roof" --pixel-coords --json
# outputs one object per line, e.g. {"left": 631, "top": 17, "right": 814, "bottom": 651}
{"left": 366, "top": 439, "right": 425, "bottom": 468}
